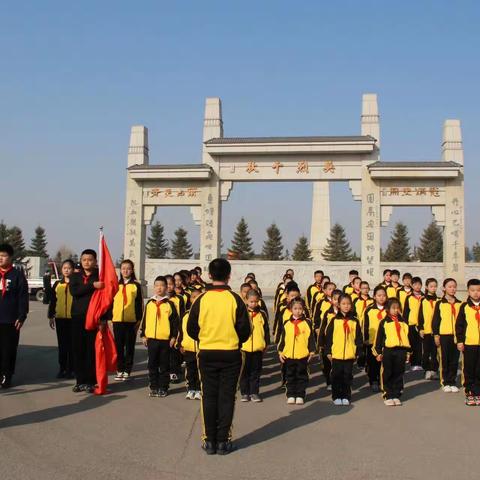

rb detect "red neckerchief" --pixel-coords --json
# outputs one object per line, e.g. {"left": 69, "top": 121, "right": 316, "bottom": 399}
{"left": 291, "top": 316, "right": 303, "bottom": 336}
{"left": 360, "top": 296, "right": 369, "bottom": 313}
{"left": 155, "top": 298, "right": 167, "bottom": 318}
{"left": 391, "top": 314, "right": 402, "bottom": 342}
{"left": 0, "top": 266, "right": 13, "bottom": 298}
{"left": 445, "top": 298, "right": 457, "bottom": 319}
{"left": 341, "top": 314, "right": 351, "bottom": 334}
{"left": 249, "top": 310, "right": 259, "bottom": 319}
{"left": 82, "top": 273, "right": 91, "bottom": 285}
{"left": 376, "top": 305, "right": 385, "bottom": 320}
{"left": 353, "top": 289, "right": 361, "bottom": 296}
{"left": 471, "top": 304, "right": 480, "bottom": 325}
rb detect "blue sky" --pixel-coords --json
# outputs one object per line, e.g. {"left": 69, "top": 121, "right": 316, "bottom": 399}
{"left": 1, "top": 0, "right": 479, "bottom": 259}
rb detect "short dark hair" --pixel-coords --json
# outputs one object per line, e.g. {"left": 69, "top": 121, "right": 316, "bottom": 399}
{"left": 386, "top": 297, "right": 401, "bottom": 310}
{"left": 240, "top": 282, "right": 252, "bottom": 290}
{"left": 349, "top": 270, "right": 359, "bottom": 276}
{"left": 323, "top": 281, "right": 335, "bottom": 290}
{"left": 246, "top": 289, "right": 260, "bottom": 299}
{"left": 285, "top": 282, "right": 300, "bottom": 294}
{"left": 195, "top": 266, "right": 202, "bottom": 274}
{"left": 246, "top": 272, "right": 256, "bottom": 279}
{"left": 164, "top": 274, "right": 174, "bottom": 282}
{"left": 314, "top": 270, "right": 324, "bottom": 276}
{"left": 62, "top": 259, "right": 75, "bottom": 269}
{"left": 412, "top": 276, "right": 422, "bottom": 285}
{"left": 119, "top": 259, "right": 136, "bottom": 281}
{"left": 332, "top": 289, "right": 343, "bottom": 298}
{"left": 208, "top": 258, "right": 231, "bottom": 282}
{"left": 402, "top": 272, "right": 412, "bottom": 280}
{"left": 352, "top": 276, "right": 362, "bottom": 283}
{"left": 0, "top": 243, "right": 14, "bottom": 257}
{"left": 391, "top": 269, "right": 400, "bottom": 276}
{"left": 467, "top": 279, "right": 480, "bottom": 288}
{"left": 338, "top": 293, "right": 353, "bottom": 305}
{"left": 383, "top": 269, "right": 392, "bottom": 276}
{"left": 425, "top": 277, "right": 437, "bottom": 287}
{"left": 154, "top": 275, "right": 167, "bottom": 285}
{"left": 443, "top": 278, "right": 457, "bottom": 287}
{"left": 360, "top": 281, "right": 370, "bottom": 288}
{"left": 373, "top": 285, "right": 387, "bottom": 296}
{"left": 286, "top": 268, "right": 294, "bottom": 275}
{"left": 81, "top": 249, "right": 97, "bottom": 259}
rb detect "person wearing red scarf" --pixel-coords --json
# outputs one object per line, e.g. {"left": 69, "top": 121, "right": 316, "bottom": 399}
{"left": 455, "top": 278, "right": 480, "bottom": 406}
{"left": 0, "top": 243, "right": 28, "bottom": 389}
{"left": 373, "top": 298, "right": 411, "bottom": 406}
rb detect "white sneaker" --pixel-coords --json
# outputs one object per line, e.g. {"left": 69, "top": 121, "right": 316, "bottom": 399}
{"left": 442, "top": 385, "right": 452, "bottom": 393}
{"left": 342, "top": 399, "right": 350, "bottom": 406}
{"left": 425, "top": 371, "right": 432, "bottom": 380}
{"left": 170, "top": 373, "right": 178, "bottom": 381}
{"left": 194, "top": 390, "right": 202, "bottom": 400}
{"left": 333, "top": 399, "right": 343, "bottom": 406}
{"left": 327, "top": 385, "right": 332, "bottom": 391}
{"left": 185, "top": 390, "right": 195, "bottom": 400}
{"left": 384, "top": 399, "right": 395, "bottom": 406}
{"left": 392, "top": 398, "right": 402, "bottom": 406}
{"left": 411, "top": 366, "right": 423, "bottom": 372}
{"left": 122, "top": 372, "right": 130, "bottom": 381}
{"left": 450, "top": 386, "right": 459, "bottom": 393}
{"left": 114, "top": 372, "right": 123, "bottom": 381}
{"left": 295, "top": 397, "right": 304, "bottom": 405}
{"left": 287, "top": 397, "right": 296, "bottom": 405}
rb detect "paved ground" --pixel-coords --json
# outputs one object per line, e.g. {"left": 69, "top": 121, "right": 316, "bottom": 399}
{"left": 1, "top": 302, "right": 478, "bottom": 480}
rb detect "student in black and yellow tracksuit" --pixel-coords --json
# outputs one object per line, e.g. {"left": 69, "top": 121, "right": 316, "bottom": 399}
{"left": 312, "top": 282, "right": 336, "bottom": 336}
{"left": 353, "top": 281, "right": 373, "bottom": 368}
{"left": 274, "top": 274, "right": 293, "bottom": 311}
{"left": 277, "top": 298, "right": 315, "bottom": 405}
{"left": 140, "top": 276, "right": 179, "bottom": 398}
{"left": 372, "top": 298, "right": 411, "bottom": 406}
{"left": 174, "top": 271, "right": 191, "bottom": 311}
{"left": 324, "top": 294, "right": 362, "bottom": 406}
{"left": 178, "top": 289, "right": 202, "bottom": 400}
{"left": 432, "top": 278, "right": 462, "bottom": 392}
{"left": 455, "top": 279, "right": 480, "bottom": 406}
{"left": 398, "top": 273, "right": 413, "bottom": 311}
{"left": 111, "top": 260, "right": 143, "bottom": 381}
{"left": 363, "top": 286, "right": 387, "bottom": 391}
{"left": 273, "top": 282, "right": 301, "bottom": 338}
{"left": 342, "top": 269, "right": 359, "bottom": 296}
{"left": 418, "top": 278, "right": 439, "bottom": 380}
{"left": 316, "top": 289, "right": 342, "bottom": 390}
{"left": 348, "top": 277, "right": 362, "bottom": 302}
{"left": 48, "top": 259, "right": 75, "bottom": 379}
{"left": 248, "top": 280, "right": 269, "bottom": 320}
{"left": 187, "top": 259, "right": 250, "bottom": 456}
{"left": 386, "top": 269, "right": 402, "bottom": 299}
{"left": 240, "top": 289, "right": 270, "bottom": 403}
{"left": 306, "top": 270, "right": 324, "bottom": 311}
{"left": 402, "top": 277, "right": 423, "bottom": 370}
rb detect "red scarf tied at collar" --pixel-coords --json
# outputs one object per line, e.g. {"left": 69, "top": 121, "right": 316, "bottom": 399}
{"left": 291, "top": 317, "right": 303, "bottom": 336}
{"left": 391, "top": 314, "right": 402, "bottom": 343}
{"left": 471, "top": 304, "right": 480, "bottom": 325}
{"left": 0, "top": 266, "right": 13, "bottom": 298}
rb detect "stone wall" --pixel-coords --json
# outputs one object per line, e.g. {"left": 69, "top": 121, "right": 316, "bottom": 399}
{"left": 145, "top": 259, "right": 480, "bottom": 296}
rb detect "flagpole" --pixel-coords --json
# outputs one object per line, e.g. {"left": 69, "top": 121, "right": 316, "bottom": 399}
{"left": 98, "top": 226, "right": 104, "bottom": 279}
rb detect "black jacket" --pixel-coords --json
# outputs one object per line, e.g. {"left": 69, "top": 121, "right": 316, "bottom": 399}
{"left": 70, "top": 269, "right": 98, "bottom": 318}
{"left": 0, "top": 266, "right": 29, "bottom": 325}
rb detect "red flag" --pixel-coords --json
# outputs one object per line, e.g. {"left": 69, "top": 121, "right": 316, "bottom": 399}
{"left": 85, "top": 230, "right": 119, "bottom": 395}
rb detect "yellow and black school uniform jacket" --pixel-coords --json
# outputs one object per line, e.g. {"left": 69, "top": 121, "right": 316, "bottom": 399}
{"left": 274, "top": 302, "right": 292, "bottom": 342}
{"left": 140, "top": 296, "right": 179, "bottom": 340}
{"left": 178, "top": 310, "right": 198, "bottom": 353}
{"left": 418, "top": 294, "right": 439, "bottom": 335}
{"left": 313, "top": 297, "right": 333, "bottom": 332}
{"left": 397, "top": 286, "right": 412, "bottom": 312}
{"left": 48, "top": 279, "right": 73, "bottom": 319}
{"left": 386, "top": 283, "right": 402, "bottom": 299}
{"left": 274, "top": 289, "right": 287, "bottom": 311}
{"left": 242, "top": 307, "right": 270, "bottom": 353}
{"left": 350, "top": 289, "right": 361, "bottom": 302}
{"left": 353, "top": 296, "right": 373, "bottom": 330}
{"left": 307, "top": 283, "right": 323, "bottom": 311}
{"left": 311, "top": 289, "right": 325, "bottom": 314}
{"left": 277, "top": 315, "right": 315, "bottom": 360}
{"left": 343, "top": 284, "right": 354, "bottom": 295}
{"left": 177, "top": 289, "right": 191, "bottom": 312}
{"left": 258, "top": 297, "right": 269, "bottom": 320}
{"left": 111, "top": 279, "right": 143, "bottom": 323}
{"left": 402, "top": 293, "right": 423, "bottom": 327}
{"left": 186, "top": 284, "right": 251, "bottom": 351}
{"left": 432, "top": 296, "right": 462, "bottom": 337}
{"left": 455, "top": 298, "right": 480, "bottom": 346}
{"left": 372, "top": 314, "right": 411, "bottom": 356}
{"left": 317, "top": 306, "right": 338, "bottom": 349}
{"left": 324, "top": 312, "right": 362, "bottom": 360}
{"left": 169, "top": 293, "right": 186, "bottom": 319}
{"left": 363, "top": 304, "right": 387, "bottom": 345}
{"left": 274, "top": 283, "right": 285, "bottom": 310}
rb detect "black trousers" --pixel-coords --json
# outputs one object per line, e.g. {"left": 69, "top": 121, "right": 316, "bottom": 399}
{"left": 439, "top": 335, "right": 459, "bottom": 386}
{"left": 0, "top": 323, "right": 20, "bottom": 378}
{"left": 284, "top": 357, "right": 309, "bottom": 398}
{"left": 422, "top": 334, "right": 439, "bottom": 372}
{"left": 71, "top": 316, "right": 96, "bottom": 386}
{"left": 147, "top": 339, "right": 170, "bottom": 390}
{"left": 198, "top": 350, "right": 243, "bottom": 443}
{"left": 366, "top": 346, "right": 381, "bottom": 385}
{"left": 463, "top": 345, "right": 480, "bottom": 395}
{"left": 55, "top": 318, "right": 73, "bottom": 372}
{"left": 357, "top": 345, "right": 367, "bottom": 368}
{"left": 331, "top": 359, "right": 354, "bottom": 400}
{"left": 183, "top": 350, "right": 200, "bottom": 391}
{"left": 170, "top": 347, "right": 182, "bottom": 376}
{"left": 113, "top": 322, "right": 137, "bottom": 373}
{"left": 321, "top": 351, "right": 332, "bottom": 386}
{"left": 381, "top": 348, "right": 407, "bottom": 399}
{"left": 240, "top": 351, "right": 263, "bottom": 395}
{"left": 408, "top": 326, "right": 422, "bottom": 367}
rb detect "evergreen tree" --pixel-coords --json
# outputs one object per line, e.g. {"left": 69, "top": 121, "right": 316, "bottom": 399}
{"left": 8, "top": 226, "right": 27, "bottom": 263}
{"left": 230, "top": 218, "right": 254, "bottom": 260}
{"left": 382, "top": 222, "right": 411, "bottom": 262}
{"left": 417, "top": 222, "right": 443, "bottom": 262}
{"left": 146, "top": 221, "right": 169, "bottom": 259}
{"left": 351, "top": 251, "right": 361, "bottom": 261}
{"left": 262, "top": 223, "right": 284, "bottom": 260}
{"left": 322, "top": 223, "right": 353, "bottom": 261}
{"left": 472, "top": 242, "right": 480, "bottom": 262}
{"left": 170, "top": 227, "right": 193, "bottom": 259}
{"left": 292, "top": 235, "right": 313, "bottom": 261}
{"left": 465, "top": 246, "right": 473, "bottom": 263}
{"left": 0, "top": 221, "right": 9, "bottom": 244}
{"left": 284, "top": 249, "right": 290, "bottom": 261}
{"left": 29, "top": 225, "right": 48, "bottom": 257}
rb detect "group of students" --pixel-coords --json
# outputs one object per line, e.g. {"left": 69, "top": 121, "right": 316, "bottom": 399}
{"left": 271, "top": 268, "right": 480, "bottom": 407}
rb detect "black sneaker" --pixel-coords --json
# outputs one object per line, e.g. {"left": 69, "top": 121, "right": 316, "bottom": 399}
{"left": 1, "top": 375, "right": 12, "bottom": 389}
{"left": 217, "top": 441, "right": 236, "bottom": 455}
{"left": 201, "top": 441, "right": 217, "bottom": 455}
{"left": 83, "top": 384, "right": 95, "bottom": 394}
{"left": 72, "top": 384, "right": 83, "bottom": 393}
{"left": 158, "top": 390, "right": 168, "bottom": 397}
